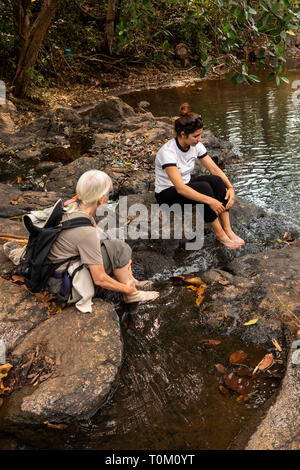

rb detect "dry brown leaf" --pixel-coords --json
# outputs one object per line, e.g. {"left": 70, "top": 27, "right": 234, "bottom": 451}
{"left": 218, "top": 279, "right": 230, "bottom": 286}
{"left": 201, "top": 339, "right": 221, "bottom": 346}
{"left": 11, "top": 275, "right": 25, "bottom": 283}
{"left": 0, "top": 397, "right": 3, "bottom": 408}
{"left": 10, "top": 200, "right": 19, "bottom": 205}
{"left": 253, "top": 353, "right": 273, "bottom": 375}
{"left": 46, "top": 423, "right": 68, "bottom": 430}
{"left": 229, "top": 350, "right": 249, "bottom": 365}
{"left": 218, "top": 385, "right": 231, "bottom": 398}
{"left": 184, "top": 277, "right": 206, "bottom": 287}
{"left": 215, "top": 363, "right": 227, "bottom": 374}
{"left": 0, "top": 364, "right": 13, "bottom": 373}
{"left": 224, "top": 372, "right": 247, "bottom": 395}
{"left": 195, "top": 284, "right": 206, "bottom": 306}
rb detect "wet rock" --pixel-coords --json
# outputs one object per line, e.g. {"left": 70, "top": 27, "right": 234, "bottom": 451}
{"left": 1, "top": 299, "right": 123, "bottom": 425}
{"left": 198, "top": 245, "right": 300, "bottom": 344}
{"left": 0, "top": 277, "right": 49, "bottom": 351}
{"left": 245, "top": 349, "right": 300, "bottom": 450}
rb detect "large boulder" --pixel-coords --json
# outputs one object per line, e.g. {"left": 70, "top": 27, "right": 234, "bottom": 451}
{"left": 0, "top": 184, "right": 63, "bottom": 218}
{"left": 199, "top": 245, "right": 300, "bottom": 344}
{"left": 245, "top": 349, "right": 300, "bottom": 450}
{"left": 1, "top": 299, "right": 123, "bottom": 425}
{"left": 88, "top": 96, "right": 136, "bottom": 130}
{"left": 0, "top": 277, "right": 49, "bottom": 351}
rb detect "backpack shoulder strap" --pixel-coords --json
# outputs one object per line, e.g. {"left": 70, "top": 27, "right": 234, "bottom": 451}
{"left": 61, "top": 217, "right": 94, "bottom": 231}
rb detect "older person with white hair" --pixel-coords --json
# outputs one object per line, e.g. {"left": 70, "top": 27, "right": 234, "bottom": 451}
{"left": 48, "top": 169, "right": 159, "bottom": 309}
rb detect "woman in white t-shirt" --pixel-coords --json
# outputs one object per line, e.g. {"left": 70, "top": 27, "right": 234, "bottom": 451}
{"left": 155, "top": 103, "right": 244, "bottom": 249}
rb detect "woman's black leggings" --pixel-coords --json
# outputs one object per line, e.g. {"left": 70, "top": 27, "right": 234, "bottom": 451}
{"left": 155, "top": 175, "right": 228, "bottom": 223}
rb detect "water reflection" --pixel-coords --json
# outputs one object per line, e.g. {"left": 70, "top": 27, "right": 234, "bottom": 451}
{"left": 121, "top": 60, "right": 300, "bottom": 220}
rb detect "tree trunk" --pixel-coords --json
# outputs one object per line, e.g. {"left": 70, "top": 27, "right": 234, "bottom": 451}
{"left": 12, "top": 0, "right": 61, "bottom": 98}
{"left": 105, "top": 0, "right": 117, "bottom": 55}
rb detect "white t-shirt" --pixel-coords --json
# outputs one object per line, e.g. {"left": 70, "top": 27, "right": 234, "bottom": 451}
{"left": 155, "top": 138, "right": 208, "bottom": 193}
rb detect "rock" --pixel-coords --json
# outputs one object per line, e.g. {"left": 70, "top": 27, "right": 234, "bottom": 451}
{"left": 88, "top": 96, "right": 136, "bottom": 130}
{"left": 46, "top": 156, "right": 103, "bottom": 197}
{"left": 245, "top": 350, "right": 300, "bottom": 450}
{"left": 0, "top": 277, "right": 49, "bottom": 352}
{"left": 138, "top": 101, "right": 150, "bottom": 111}
{"left": 0, "top": 184, "right": 63, "bottom": 218}
{"left": 1, "top": 299, "right": 123, "bottom": 424}
{"left": 175, "top": 43, "right": 190, "bottom": 66}
{"left": 0, "top": 114, "right": 16, "bottom": 134}
{"left": 93, "top": 132, "right": 118, "bottom": 148}
{"left": 52, "top": 106, "right": 81, "bottom": 126}
{"left": 198, "top": 245, "right": 300, "bottom": 343}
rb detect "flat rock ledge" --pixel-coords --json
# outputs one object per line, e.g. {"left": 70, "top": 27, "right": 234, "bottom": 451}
{"left": 0, "top": 293, "right": 123, "bottom": 425}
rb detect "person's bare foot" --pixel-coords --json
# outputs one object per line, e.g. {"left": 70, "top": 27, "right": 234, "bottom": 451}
{"left": 133, "top": 279, "right": 154, "bottom": 289}
{"left": 215, "top": 233, "right": 242, "bottom": 250}
{"left": 224, "top": 228, "right": 245, "bottom": 246}
{"left": 123, "top": 290, "right": 159, "bottom": 304}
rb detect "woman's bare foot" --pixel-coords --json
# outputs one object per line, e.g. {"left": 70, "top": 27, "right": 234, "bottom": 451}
{"left": 215, "top": 233, "right": 242, "bottom": 250}
{"left": 133, "top": 279, "right": 154, "bottom": 289}
{"left": 224, "top": 228, "right": 245, "bottom": 246}
{"left": 123, "top": 290, "right": 159, "bottom": 304}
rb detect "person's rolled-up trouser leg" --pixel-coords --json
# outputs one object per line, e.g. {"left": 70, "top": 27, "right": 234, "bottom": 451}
{"left": 100, "top": 239, "right": 132, "bottom": 273}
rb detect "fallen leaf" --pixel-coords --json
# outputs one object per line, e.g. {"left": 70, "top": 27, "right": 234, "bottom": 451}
{"left": 224, "top": 372, "right": 247, "bottom": 395}
{"left": 215, "top": 363, "right": 227, "bottom": 374}
{"left": 229, "top": 350, "right": 249, "bottom": 365}
{"left": 218, "top": 279, "right": 230, "bottom": 286}
{"left": 218, "top": 385, "right": 231, "bottom": 398}
{"left": 11, "top": 275, "right": 25, "bottom": 283}
{"left": 17, "top": 177, "right": 22, "bottom": 183}
{"left": 234, "top": 367, "right": 252, "bottom": 377}
{"left": 272, "top": 339, "right": 282, "bottom": 352}
{"left": 253, "top": 353, "right": 273, "bottom": 375}
{"left": 10, "top": 200, "right": 19, "bottom": 205}
{"left": 184, "top": 277, "right": 206, "bottom": 286}
{"left": 236, "top": 395, "right": 244, "bottom": 402}
{"left": 0, "top": 364, "right": 13, "bottom": 373}
{"left": 46, "top": 423, "right": 68, "bottom": 431}
{"left": 201, "top": 339, "right": 221, "bottom": 346}
{"left": 244, "top": 318, "right": 259, "bottom": 326}
{"left": 0, "top": 397, "right": 3, "bottom": 408}
{"left": 195, "top": 284, "right": 206, "bottom": 306}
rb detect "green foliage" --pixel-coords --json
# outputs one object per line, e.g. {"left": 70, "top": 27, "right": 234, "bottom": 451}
{"left": 0, "top": 1, "right": 18, "bottom": 75}
{"left": 197, "top": 0, "right": 300, "bottom": 85}
{"left": 1, "top": 0, "right": 299, "bottom": 88}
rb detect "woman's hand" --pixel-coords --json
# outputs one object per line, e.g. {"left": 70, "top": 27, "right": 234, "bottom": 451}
{"left": 124, "top": 280, "right": 137, "bottom": 295}
{"left": 208, "top": 198, "right": 226, "bottom": 216}
{"left": 225, "top": 187, "right": 235, "bottom": 210}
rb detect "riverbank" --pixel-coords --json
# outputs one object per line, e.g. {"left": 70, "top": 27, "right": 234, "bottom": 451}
{"left": 0, "top": 94, "right": 300, "bottom": 450}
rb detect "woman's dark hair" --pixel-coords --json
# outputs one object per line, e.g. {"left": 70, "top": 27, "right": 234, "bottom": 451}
{"left": 174, "top": 103, "right": 203, "bottom": 136}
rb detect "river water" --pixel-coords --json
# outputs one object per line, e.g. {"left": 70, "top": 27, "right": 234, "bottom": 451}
{"left": 1, "top": 62, "right": 299, "bottom": 451}
{"left": 121, "top": 59, "right": 300, "bottom": 220}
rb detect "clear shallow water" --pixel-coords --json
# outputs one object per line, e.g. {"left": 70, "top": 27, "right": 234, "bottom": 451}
{"left": 121, "top": 60, "right": 300, "bottom": 220}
